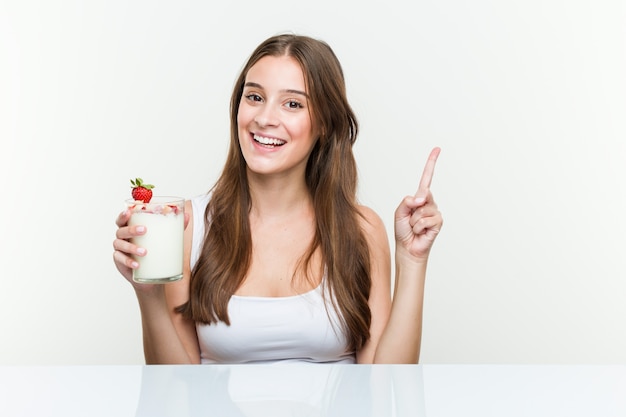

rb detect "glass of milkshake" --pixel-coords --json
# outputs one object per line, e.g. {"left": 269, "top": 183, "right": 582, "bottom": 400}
{"left": 126, "top": 196, "right": 185, "bottom": 283}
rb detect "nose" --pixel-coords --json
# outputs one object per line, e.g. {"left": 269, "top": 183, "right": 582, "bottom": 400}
{"left": 253, "top": 105, "right": 279, "bottom": 128}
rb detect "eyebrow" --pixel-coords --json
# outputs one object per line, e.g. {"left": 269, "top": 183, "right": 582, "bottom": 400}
{"left": 244, "top": 82, "right": 309, "bottom": 98}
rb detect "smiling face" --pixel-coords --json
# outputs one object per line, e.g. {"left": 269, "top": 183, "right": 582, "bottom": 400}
{"left": 237, "top": 55, "right": 319, "bottom": 180}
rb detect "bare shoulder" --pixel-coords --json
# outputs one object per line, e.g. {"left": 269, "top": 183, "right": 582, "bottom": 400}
{"left": 184, "top": 199, "right": 194, "bottom": 228}
{"left": 356, "top": 204, "right": 389, "bottom": 246}
{"left": 357, "top": 204, "right": 386, "bottom": 232}
{"left": 183, "top": 199, "right": 194, "bottom": 263}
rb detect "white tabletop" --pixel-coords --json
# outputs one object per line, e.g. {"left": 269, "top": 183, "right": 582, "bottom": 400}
{"left": 0, "top": 364, "right": 624, "bottom": 416}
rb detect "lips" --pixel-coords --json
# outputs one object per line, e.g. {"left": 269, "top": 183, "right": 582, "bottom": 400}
{"left": 253, "top": 134, "right": 286, "bottom": 147}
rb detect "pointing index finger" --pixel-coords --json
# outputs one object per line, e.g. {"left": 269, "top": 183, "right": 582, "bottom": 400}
{"left": 416, "top": 147, "right": 441, "bottom": 197}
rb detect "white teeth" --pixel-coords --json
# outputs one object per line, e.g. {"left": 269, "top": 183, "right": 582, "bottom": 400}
{"left": 254, "top": 134, "right": 285, "bottom": 146}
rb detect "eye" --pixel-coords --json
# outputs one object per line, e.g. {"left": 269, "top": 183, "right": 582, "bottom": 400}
{"left": 244, "top": 93, "right": 263, "bottom": 102}
{"left": 285, "top": 100, "right": 304, "bottom": 109}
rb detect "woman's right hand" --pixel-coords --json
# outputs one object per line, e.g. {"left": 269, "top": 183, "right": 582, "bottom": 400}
{"left": 112, "top": 208, "right": 191, "bottom": 292}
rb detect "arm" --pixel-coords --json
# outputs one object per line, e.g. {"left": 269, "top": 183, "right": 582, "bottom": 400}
{"left": 360, "top": 148, "right": 443, "bottom": 364}
{"left": 373, "top": 223, "right": 431, "bottom": 363}
{"left": 113, "top": 200, "right": 201, "bottom": 364}
{"left": 162, "top": 200, "right": 201, "bottom": 363}
{"left": 355, "top": 207, "right": 392, "bottom": 364}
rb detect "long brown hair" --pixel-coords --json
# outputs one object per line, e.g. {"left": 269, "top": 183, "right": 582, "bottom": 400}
{"left": 177, "top": 34, "right": 372, "bottom": 352}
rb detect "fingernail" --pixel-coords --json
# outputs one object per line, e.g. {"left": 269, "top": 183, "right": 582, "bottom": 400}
{"left": 414, "top": 197, "right": 425, "bottom": 204}
{"left": 136, "top": 226, "right": 145, "bottom": 233}
{"left": 131, "top": 261, "right": 139, "bottom": 268}
{"left": 136, "top": 248, "right": 146, "bottom": 255}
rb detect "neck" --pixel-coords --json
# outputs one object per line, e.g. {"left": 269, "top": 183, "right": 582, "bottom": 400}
{"left": 247, "top": 173, "right": 313, "bottom": 219}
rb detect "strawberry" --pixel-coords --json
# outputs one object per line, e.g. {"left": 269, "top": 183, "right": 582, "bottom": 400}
{"left": 130, "top": 178, "right": 155, "bottom": 203}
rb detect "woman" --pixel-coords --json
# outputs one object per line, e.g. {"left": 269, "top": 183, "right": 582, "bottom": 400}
{"left": 113, "top": 34, "right": 442, "bottom": 364}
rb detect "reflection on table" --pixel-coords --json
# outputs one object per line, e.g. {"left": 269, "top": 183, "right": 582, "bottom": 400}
{"left": 134, "top": 364, "right": 422, "bottom": 417}
{"left": 0, "top": 364, "right": 624, "bottom": 416}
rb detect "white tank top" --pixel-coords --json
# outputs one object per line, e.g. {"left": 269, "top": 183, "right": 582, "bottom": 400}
{"left": 190, "top": 193, "right": 355, "bottom": 364}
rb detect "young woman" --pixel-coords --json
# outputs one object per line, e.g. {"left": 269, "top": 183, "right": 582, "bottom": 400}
{"left": 113, "top": 34, "right": 443, "bottom": 364}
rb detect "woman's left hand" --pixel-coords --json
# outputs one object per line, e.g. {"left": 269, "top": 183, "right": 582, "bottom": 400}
{"left": 394, "top": 147, "right": 443, "bottom": 262}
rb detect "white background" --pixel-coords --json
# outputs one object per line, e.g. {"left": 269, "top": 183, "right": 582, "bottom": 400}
{"left": 1, "top": 0, "right": 624, "bottom": 365}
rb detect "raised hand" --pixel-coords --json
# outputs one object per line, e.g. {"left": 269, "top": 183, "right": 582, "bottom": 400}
{"left": 394, "top": 147, "right": 443, "bottom": 261}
